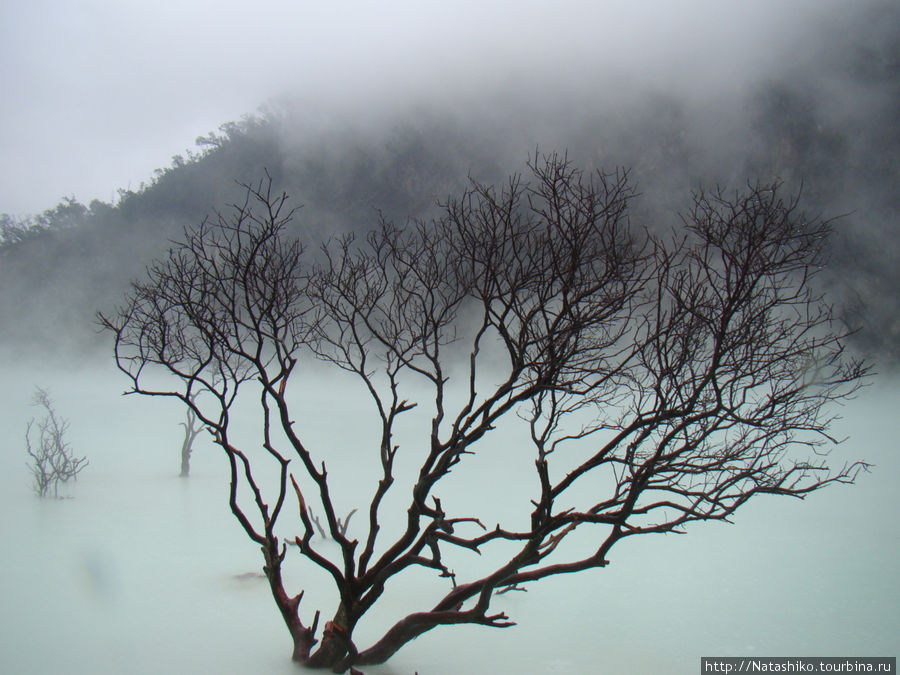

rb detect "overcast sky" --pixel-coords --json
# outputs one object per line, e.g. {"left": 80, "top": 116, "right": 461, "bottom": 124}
{"left": 1, "top": 0, "right": 851, "bottom": 215}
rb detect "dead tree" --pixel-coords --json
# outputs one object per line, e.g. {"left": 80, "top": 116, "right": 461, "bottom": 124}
{"left": 25, "top": 387, "right": 88, "bottom": 497}
{"left": 179, "top": 394, "right": 203, "bottom": 477}
{"left": 99, "top": 157, "right": 868, "bottom": 670}
{"left": 307, "top": 506, "right": 357, "bottom": 539}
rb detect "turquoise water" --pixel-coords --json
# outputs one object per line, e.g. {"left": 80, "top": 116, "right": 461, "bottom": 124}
{"left": 0, "top": 361, "right": 896, "bottom": 674}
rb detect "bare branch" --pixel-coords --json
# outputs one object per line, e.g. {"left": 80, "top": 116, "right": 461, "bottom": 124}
{"left": 100, "top": 156, "right": 868, "bottom": 670}
{"left": 25, "top": 388, "right": 88, "bottom": 497}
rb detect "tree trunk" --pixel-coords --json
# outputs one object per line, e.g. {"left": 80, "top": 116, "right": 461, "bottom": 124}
{"left": 179, "top": 409, "right": 200, "bottom": 477}
{"left": 306, "top": 602, "right": 355, "bottom": 669}
{"left": 262, "top": 543, "right": 319, "bottom": 664}
{"left": 179, "top": 439, "right": 191, "bottom": 477}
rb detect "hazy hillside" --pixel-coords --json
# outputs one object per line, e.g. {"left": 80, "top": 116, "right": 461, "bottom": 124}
{"left": 1, "top": 0, "right": 897, "bottom": 365}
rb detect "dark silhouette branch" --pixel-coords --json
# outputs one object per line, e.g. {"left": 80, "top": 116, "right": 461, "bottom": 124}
{"left": 100, "top": 156, "right": 868, "bottom": 670}
{"left": 25, "top": 387, "right": 88, "bottom": 497}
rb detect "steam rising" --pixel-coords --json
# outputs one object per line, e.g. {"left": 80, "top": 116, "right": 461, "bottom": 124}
{"left": 0, "top": 2, "right": 897, "bottom": 671}
{"left": 1, "top": 0, "right": 893, "bottom": 213}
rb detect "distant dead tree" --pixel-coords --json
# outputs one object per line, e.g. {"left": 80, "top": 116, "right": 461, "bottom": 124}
{"left": 25, "top": 387, "right": 88, "bottom": 497}
{"left": 306, "top": 502, "right": 357, "bottom": 540}
{"left": 99, "top": 156, "right": 868, "bottom": 671}
{"left": 179, "top": 393, "right": 203, "bottom": 477}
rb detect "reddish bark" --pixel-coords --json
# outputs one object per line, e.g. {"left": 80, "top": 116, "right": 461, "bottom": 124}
{"left": 101, "top": 158, "right": 868, "bottom": 670}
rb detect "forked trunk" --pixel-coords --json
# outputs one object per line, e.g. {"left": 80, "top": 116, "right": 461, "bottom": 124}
{"left": 262, "top": 544, "right": 319, "bottom": 663}
{"left": 304, "top": 602, "right": 355, "bottom": 669}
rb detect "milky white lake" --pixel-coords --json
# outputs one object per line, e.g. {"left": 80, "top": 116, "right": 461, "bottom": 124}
{"left": 1, "top": 359, "right": 896, "bottom": 674}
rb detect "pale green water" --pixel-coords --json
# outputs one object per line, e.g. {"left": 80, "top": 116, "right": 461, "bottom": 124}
{"left": 0, "top": 360, "right": 896, "bottom": 674}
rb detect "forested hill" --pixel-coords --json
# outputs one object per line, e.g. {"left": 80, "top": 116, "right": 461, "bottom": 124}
{"left": 1, "top": 0, "right": 897, "bottom": 365}
{"left": 0, "top": 113, "right": 501, "bottom": 360}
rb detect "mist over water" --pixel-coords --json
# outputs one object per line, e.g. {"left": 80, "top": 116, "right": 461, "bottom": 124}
{"left": 0, "top": 356, "right": 896, "bottom": 674}
{"left": 2, "top": 0, "right": 897, "bottom": 364}
{"left": 1, "top": 0, "right": 897, "bottom": 671}
{"left": 1, "top": 0, "right": 895, "bottom": 215}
